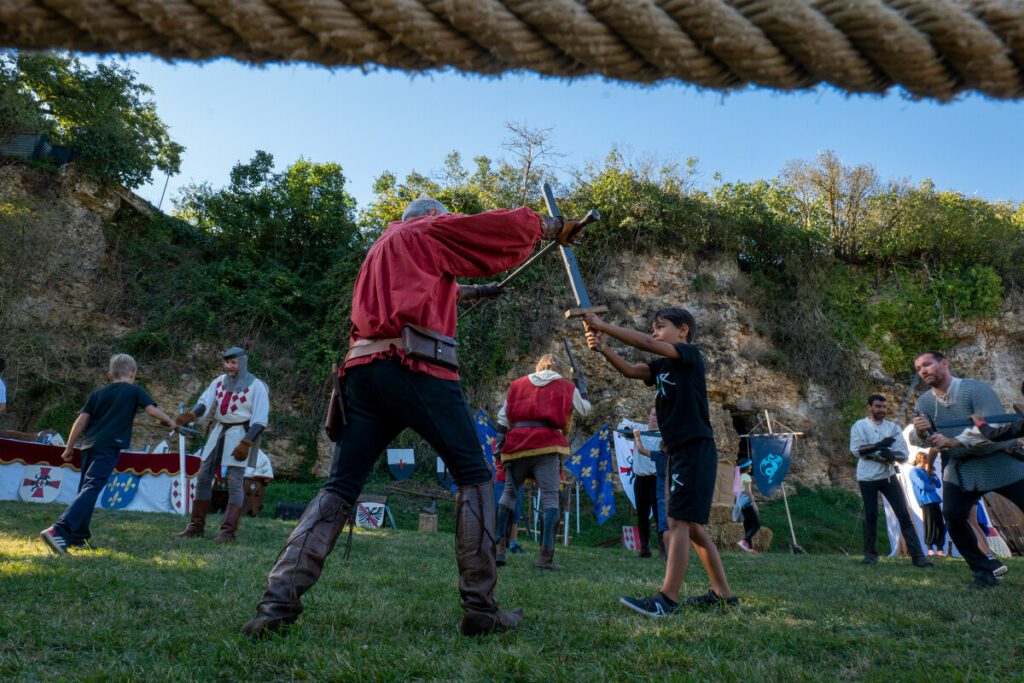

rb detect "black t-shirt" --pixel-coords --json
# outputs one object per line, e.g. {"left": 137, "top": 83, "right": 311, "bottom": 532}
{"left": 80, "top": 382, "right": 157, "bottom": 450}
{"left": 644, "top": 343, "right": 714, "bottom": 452}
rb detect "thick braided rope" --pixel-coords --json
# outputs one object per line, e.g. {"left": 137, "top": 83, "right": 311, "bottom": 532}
{"left": 1, "top": 0, "right": 1022, "bottom": 99}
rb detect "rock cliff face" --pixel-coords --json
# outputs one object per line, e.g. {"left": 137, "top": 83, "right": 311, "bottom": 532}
{"left": 4, "top": 163, "right": 1023, "bottom": 487}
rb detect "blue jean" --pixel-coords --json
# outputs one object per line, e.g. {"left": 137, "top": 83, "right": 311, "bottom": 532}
{"left": 651, "top": 450, "right": 669, "bottom": 533}
{"left": 53, "top": 447, "right": 121, "bottom": 543}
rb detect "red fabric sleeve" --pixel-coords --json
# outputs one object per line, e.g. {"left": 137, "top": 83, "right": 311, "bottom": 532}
{"left": 425, "top": 207, "right": 542, "bottom": 277}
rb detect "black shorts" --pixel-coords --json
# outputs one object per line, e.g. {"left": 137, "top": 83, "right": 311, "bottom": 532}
{"left": 666, "top": 438, "right": 718, "bottom": 524}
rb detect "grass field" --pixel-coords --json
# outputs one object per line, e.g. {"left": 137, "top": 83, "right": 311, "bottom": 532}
{"left": 2, "top": 498, "right": 1021, "bottom": 681}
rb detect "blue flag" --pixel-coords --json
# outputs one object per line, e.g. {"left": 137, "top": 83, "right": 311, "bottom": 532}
{"left": 750, "top": 434, "right": 793, "bottom": 496}
{"left": 473, "top": 409, "right": 497, "bottom": 473}
{"left": 565, "top": 425, "right": 616, "bottom": 524}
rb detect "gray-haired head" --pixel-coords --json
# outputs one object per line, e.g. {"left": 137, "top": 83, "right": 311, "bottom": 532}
{"left": 401, "top": 196, "right": 449, "bottom": 221}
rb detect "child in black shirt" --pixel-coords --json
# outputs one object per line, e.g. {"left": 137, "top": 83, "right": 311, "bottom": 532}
{"left": 40, "top": 353, "right": 178, "bottom": 554}
{"left": 585, "top": 307, "right": 737, "bottom": 616}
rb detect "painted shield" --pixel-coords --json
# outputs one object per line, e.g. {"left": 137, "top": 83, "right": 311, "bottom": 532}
{"left": 355, "top": 501, "right": 386, "bottom": 529}
{"left": 19, "top": 465, "right": 64, "bottom": 503}
{"left": 100, "top": 472, "right": 140, "bottom": 509}
{"left": 622, "top": 525, "right": 640, "bottom": 552}
{"left": 437, "top": 457, "right": 455, "bottom": 494}
{"left": 171, "top": 477, "right": 196, "bottom": 514}
{"left": 750, "top": 434, "right": 793, "bottom": 496}
{"left": 387, "top": 448, "right": 415, "bottom": 480}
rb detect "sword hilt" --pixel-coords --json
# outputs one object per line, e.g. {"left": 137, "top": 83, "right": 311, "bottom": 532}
{"left": 565, "top": 305, "right": 608, "bottom": 319}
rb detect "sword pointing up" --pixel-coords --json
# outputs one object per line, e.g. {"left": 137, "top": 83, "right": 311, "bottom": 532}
{"left": 542, "top": 182, "right": 608, "bottom": 320}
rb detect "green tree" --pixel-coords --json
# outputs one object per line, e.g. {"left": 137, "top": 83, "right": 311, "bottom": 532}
{"left": 1, "top": 51, "right": 183, "bottom": 188}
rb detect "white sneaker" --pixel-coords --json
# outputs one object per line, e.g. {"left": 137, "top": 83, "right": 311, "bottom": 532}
{"left": 737, "top": 540, "right": 753, "bottom": 553}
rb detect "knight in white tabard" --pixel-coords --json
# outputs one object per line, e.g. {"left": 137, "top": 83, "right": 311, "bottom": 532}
{"left": 173, "top": 347, "right": 270, "bottom": 542}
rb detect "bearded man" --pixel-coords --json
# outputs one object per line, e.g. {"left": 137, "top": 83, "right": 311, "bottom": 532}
{"left": 910, "top": 350, "right": 1024, "bottom": 588}
{"left": 174, "top": 347, "right": 269, "bottom": 543}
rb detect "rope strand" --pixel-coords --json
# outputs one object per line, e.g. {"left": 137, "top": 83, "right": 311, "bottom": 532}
{"left": 1, "top": 0, "right": 1022, "bottom": 99}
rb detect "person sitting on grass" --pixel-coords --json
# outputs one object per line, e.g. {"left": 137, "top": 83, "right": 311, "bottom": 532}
{"left": 584, "top": 307, "right": 738, "bottom": 617}
{"left": 40, "top": 353, "right": 179, "bottom": 554}
{"left": 733, "top": 459, "right": 761, "bottom": 554}
{"left": 909, "top": 451, "right": 945, "bottom": 557}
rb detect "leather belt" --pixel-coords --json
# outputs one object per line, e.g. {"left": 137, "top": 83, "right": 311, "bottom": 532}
{"left": 344, "top": 337, "right": 402, "bottom": 363}
{"left": 511, "top": 421, "right": 558, "bottom": 429}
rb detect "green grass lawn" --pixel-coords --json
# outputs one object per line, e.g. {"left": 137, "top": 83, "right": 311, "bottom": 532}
{"left": 2, "top": 499, "right": 1021, "bottom": 681}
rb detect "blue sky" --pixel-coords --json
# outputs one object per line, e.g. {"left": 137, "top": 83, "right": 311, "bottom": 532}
{"left": 119, "top": 57, "right": 1023, "bottom": 212}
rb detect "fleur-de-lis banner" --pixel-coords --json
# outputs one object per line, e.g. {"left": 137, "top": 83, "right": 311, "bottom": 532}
{"left": 565, "top": 425, "right": 616, "bottom": 524}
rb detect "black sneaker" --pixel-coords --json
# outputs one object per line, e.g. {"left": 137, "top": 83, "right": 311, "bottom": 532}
{"left": 967, "top": 571, "right": 999, "bottom": 589}
{"left": 860, "top": 556, "right": 878, "bottom": 565}
{"left": 619, "top": 592, "right": 679, "bottom": 617}
{"left": 685, "top": 589, "right": 740, "bottom": 609}
{"left": 40, "top": 527, "right": 68, "bottom": 556}
{"left": 509, "top": 543, "right": 527, "bottom": 555}
{"left": 993, "top": 563, "right": 1009, "bottom": 577}
{"left": 912, "top": 556, "right": 935, "bottom": 569}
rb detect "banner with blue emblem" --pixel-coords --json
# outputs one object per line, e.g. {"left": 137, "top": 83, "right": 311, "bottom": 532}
{"left": 100, "top": 472, "right": 140, "bottom": 509}
{"left": 565, "top": 425, "right": 616, "bottom": 524}
{"left": 749, "top": 434, "right": 792, "bottom": 496}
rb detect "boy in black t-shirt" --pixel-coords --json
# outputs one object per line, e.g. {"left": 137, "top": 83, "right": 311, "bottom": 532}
{"left": 40, "top": 354, "right": 178, "bottom": 555}
{"left": 584, "top": 307, "right": 738, "bottom": 617}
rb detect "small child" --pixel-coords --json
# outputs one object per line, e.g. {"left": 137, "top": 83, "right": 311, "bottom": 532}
{"left": 585, "top": 306, "right": 738, "bottom": 617}
{"left": 733, "top": 459, "right": 760, "bottom": 554}
{"left": 40, "top": 353, "right": 178, "bottom": 554}
{"left": 908, "top": 451, "right": 945, "bottom": 557}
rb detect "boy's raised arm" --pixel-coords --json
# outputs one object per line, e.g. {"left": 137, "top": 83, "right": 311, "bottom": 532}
{"left": 586, "top": 328, "right": 651, "bottom": 381}
{"left": 583, "top": 313, "right": 681, "bottom": 359}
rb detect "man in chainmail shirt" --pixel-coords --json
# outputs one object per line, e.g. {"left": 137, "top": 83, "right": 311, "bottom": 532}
{"left": 909, "top": 350, "right": 1024, "bottom": 589}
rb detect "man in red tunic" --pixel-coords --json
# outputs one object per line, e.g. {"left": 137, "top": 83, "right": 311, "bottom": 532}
{"left": 242, "top": 196, "right": 585, "bottom": 638}
{"left": 495, "top": 353, "right": 591, "bottom": 570}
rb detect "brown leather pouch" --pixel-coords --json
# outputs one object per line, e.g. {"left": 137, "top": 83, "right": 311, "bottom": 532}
{"left": 401, "top": 324, "right": 459, "bottom": 370}
{"left": 325, "top": 368, "right": 346, "bottom": 441}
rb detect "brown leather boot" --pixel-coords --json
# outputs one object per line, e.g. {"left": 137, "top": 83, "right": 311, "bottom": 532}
{"left": 242, "top": 490, "right": 351, "bottom": 639}
{"left": 212, "top": 504, "right": 243, "bottom": 543}
{"left": 173, "top": 499, "right": 211, "bottom": 538}
{"left": 534, "top": 546, "right": 560, "bottom": 570}
{"left": 495, "top": 502, "right": 512, "bottom": 566}
{"left": 456, "top": 482, "right": 523, "bottom": 637}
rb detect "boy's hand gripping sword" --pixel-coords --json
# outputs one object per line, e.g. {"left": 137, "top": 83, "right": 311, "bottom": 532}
{"left": 542, "top": 182, "right": 608, "bottom": 320}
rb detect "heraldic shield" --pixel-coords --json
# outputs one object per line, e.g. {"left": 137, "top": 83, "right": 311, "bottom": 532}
{"left": 19, "top": 465, "right": 64, "bottom": 503}
{"left": 387, "top": 448, "right": 415, "bottom": 480}
{"left": 355, "top": 501, "right": 386, "bottom": 528}
{"left": 100, "top": 473, "right": 140, "bottom": 509}
{"left": 750, "top": 434, "right": 793, "bottom": 497}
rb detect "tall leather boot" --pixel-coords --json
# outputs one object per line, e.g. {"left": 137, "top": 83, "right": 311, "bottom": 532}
{"left": 658, "top": 531, "right": 667, "bottom": 561}
{"left": 534, "top": 508, "right": 561, "bottom": 570}
{"left": 242, "top": 490, "right": 351, "bottom": 639}
{"left": 213, "top": 504, "right": 243, "bottom": 543}
{"left": 173, "top": 499, "right": 211, "bottom": 538}
{"left": 495, "top": 503, "right": 513, "bottom": 566}
{"left": 456, "top": 482, "right": 523, "bottom": 636}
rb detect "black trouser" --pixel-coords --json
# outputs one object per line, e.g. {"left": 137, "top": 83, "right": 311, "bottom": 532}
{"left": 325, "top": 358, "right": 491, "bottom": 503}
{"left": 920, "top": 502, "right": 945, "bottom": 551}
{"left": 741, "top": 505, "right": 761, "bottom": 543}
{"left": 634, "top": 475, "right": 658, "bottom": 548}
{"left": 942, "top": 477, "right": 1024, "bottom": 574}
{"left": 859, "top": 475, "right": 925, "bottom": 559}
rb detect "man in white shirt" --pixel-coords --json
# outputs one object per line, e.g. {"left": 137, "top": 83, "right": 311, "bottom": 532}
{"left": 850, "top": 394, "right": 932, "bottom": 568}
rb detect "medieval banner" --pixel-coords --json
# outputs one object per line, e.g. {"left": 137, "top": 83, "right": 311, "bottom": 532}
{"left": 749, "top": 434, "right": 793, "bottom": 496}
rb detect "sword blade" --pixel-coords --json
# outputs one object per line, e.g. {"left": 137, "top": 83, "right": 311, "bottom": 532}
{"left": 542, "top": 182, "right": 593, "bottom": 309}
